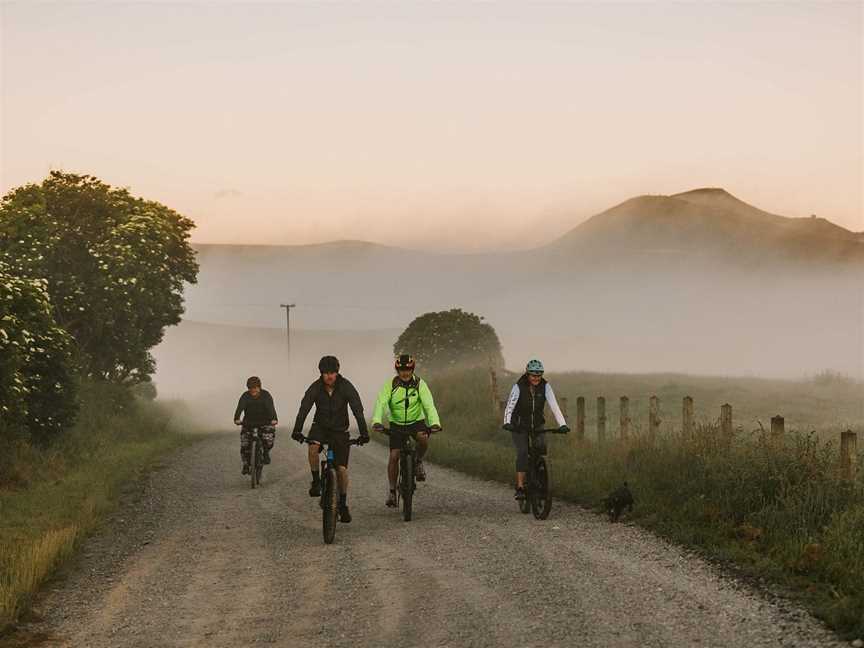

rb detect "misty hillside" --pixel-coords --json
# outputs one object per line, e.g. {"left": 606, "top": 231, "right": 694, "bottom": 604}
{"left": 546, "top": 188, "right": 864, "bottom": 265}
{"left": 176, "top": 189, "right": 863, "bottom": 379}
{"left": 194, "top": 188, "right": 863, "bottom": 274}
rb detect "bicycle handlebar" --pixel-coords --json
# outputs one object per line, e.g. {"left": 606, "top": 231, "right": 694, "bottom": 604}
{"left": 294, "top": 434, "right": 364, "bottom": 446}
{"left": 374, "top": 426, "right": 441, "bottom": 436}
{"left": 512, "top": 427, "right": 569, "bottom": 434}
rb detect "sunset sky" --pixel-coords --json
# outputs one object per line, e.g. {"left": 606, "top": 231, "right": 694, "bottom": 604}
{"left": 2, "top": 1, "right": 861, "bottom": 251}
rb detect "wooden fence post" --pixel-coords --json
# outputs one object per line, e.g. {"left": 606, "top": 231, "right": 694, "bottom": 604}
{"left": 649, "top": 396, "right": 660, "bottom": 442}
{"left": 770, "top": 415, "right": 785, "bottom": 443}
{"left": 619, "top": 396, "right": 630, "bottom": 440}
{"left": 720, "top": 404, "right": 733, "bottom": 438}
{"left": 683, "top": 396, "right": 694, "bottom": 438}
{"left": 840, "top": 430, "right": 858, "bottom": 481}
{"left": 597, "top": 397, "right": 606, "bottom": 444}
{"left": 576, "top": 397, "right": 585, "bottom": 442}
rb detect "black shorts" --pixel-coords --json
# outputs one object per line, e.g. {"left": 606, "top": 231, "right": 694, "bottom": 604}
{"left": 388, "top": 421, "right": 429, "bottom": 451}
{"left": 307, "top": 424, "right": 351, "bottom": 467}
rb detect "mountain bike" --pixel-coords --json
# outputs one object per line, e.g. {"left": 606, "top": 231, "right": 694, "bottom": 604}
{"left": 298, "top": 435, "right": 363, "bottom": 544}
{"left": 519, "top": 427, "right": 568, "bottom": 520}
{"left": 376, "top": 426, "right": 438, "bottom": 522}
{"left": 238, "top": 423, "right": 274, "bottom": 490}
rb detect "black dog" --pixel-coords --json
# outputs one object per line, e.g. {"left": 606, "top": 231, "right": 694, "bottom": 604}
{"left": 604, "top": 482, "right": 634, "bottom": 523}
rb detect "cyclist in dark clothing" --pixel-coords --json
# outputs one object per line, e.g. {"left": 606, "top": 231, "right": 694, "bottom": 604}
{"left": 233, "top": 376, "right": 278, "bottom": 475}
{"left": 291, "top": 356, "right": 369, "bottom": 523}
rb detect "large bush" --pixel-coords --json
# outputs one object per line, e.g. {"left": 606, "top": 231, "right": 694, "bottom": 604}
{"left": 395, "top": 309, "right": 504, "bottom": 372}
{"left": 0, "top": 262, "right": 78, "bottom": 446}
{"left": 0, "top": 172, "right": 198, "bottom": 384}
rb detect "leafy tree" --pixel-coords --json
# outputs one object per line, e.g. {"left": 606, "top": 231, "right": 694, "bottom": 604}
{"left": 0, "top": 262, "right": 78, "bottom": 445}
{"left": 0, "top": 172, "right": 198, "bottom": 384}
{"left": 395, "top": 309, "right": 504, "bottom": 373}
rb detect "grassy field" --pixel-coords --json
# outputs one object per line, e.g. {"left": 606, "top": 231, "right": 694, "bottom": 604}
{"left": 425, "top": 368, "right": 864, "bottom": 638}
{"left": 0, "top": 382, "right": 195, "bottom": 631}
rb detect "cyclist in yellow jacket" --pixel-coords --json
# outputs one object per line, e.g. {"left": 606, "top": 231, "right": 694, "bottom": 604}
{"left": 372, "top": 354, "right": 441, "bottom": 506}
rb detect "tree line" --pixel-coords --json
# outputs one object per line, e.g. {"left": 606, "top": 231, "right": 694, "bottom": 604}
{"left": 0, "top": 172, "right": 198, "bottom": 447}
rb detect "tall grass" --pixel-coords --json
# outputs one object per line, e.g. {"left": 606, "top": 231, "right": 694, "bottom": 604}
{"left": 426, "top": 368, "right": 864, "bottom": 638}
{"left": 0, "top": 382, "right": 193, "bottom": 630}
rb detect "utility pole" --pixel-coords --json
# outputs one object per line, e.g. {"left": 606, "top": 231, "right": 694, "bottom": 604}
{"left": 279, "top": 303, "right": 296, "bottom": 361}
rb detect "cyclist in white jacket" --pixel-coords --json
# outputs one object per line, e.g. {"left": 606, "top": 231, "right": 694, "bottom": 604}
{"left": 502, "top": 359, "right": 569, "bottom": 501}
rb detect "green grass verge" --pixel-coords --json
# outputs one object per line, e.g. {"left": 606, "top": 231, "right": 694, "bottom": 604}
{"left": 424, "top": 367, "right": 864, "bottom": 639}
{"left": 0, "top": 382, "right": 195, "bottom": 631}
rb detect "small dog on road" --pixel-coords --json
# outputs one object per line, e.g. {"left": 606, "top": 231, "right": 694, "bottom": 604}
{"left": 604, "top": 482, "right": 634, "bottom": 523}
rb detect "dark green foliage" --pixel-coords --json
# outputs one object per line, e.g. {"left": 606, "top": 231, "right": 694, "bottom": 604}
{"left": 0, "top": 172, "right": 198, "bottom": 384}
{"left": 0, "top": 262, "right": 78, "bottom": 446}
{"left": 395, "top": 309, "right": 504, "bottom": 372}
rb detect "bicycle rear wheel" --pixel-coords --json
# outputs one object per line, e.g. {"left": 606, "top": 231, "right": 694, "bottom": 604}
{"left": 400, "top": 454, "right": 414, "bottom": 522}
{"left": 322, "top": 467, "right": 338, "bottom": 544}
{"left": 250, "top": 438, "right": 259, "bottom": 489}
{"left": 530, "top": 457, "right": 552, "bottom": 520}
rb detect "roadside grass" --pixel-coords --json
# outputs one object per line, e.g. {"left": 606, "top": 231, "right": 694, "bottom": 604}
{"left": 425, "top": 367, "right": 864, "bottom": 639}
{"left": 0, "top": 382, "right": 195, "bottom": 631}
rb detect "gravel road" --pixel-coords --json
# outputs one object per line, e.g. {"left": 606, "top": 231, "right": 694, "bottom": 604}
{"left": 7, "top": 432, "right": 848, "bottom": 648}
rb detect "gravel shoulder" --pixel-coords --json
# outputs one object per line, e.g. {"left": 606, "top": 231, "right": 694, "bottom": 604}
{"left": 4, "top": 432, "right": 847, "bottom": 648}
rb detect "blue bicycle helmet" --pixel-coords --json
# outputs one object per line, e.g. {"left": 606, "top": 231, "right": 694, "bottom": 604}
{"left": 526, "top": 359, "right": 545, "bottom": 375}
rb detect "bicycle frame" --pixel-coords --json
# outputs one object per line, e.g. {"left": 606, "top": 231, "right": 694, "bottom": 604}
{"left": 519, "top": 427, "right": 567, "bottom": 519}
{"left": 242, "top": 424, "right": 269, "bottom": 489}
{"left": 297, "top": 434, "right": 362, "bottom": 544}
{"left": 376, "top": 425, "right": 436, "bottom": 522}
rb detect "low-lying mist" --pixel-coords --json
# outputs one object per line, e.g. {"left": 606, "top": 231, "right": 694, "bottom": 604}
{"left": 153, "top": 259, "right": 862, "bottom": 431}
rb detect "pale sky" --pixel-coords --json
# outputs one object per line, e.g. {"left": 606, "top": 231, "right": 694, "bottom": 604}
{"left": 1, "top": 1, "right": 861, "bottom": 251}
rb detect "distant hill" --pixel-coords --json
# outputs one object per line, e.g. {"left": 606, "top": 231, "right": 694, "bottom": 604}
{"left": 194, "top": 188, "right": 862, "bottom": 270}
{"left": 545, "top": 188, "right": 864, "bottom": 266}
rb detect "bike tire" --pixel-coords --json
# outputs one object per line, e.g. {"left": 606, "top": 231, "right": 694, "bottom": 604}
{"left": 255, "top": 442, "right": 264, "bottom": 485}
{"left": 322, "top": 467, "right": 338, "bottom": 544}
{"left": 250, "top": 438, "right": 259, "bottom": 489}
{"left": 531, "top": 457, "right": 552, "bottom": 520}
{"left": 400, "top": 454, "right": 414, "bottom": 522}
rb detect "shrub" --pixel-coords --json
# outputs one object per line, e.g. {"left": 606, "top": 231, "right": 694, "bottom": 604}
{"left": 395, "top": 309, "right": 504, "bottom": 372}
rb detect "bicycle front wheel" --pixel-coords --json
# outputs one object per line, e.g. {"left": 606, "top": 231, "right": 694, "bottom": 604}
{"left": 250, "top": 439, "right": 259, "bottom": 489}
{"left": 255, "top": 442, "right": 264, "bottom": 485}
{"left": 530, "top": 457, "right": 552, "bottom": 520}
{"left": 400, "top": 454, "right": 414, "bottom": 522}
{"left": 322, "top": 467, "right": 338, "bottom": 544}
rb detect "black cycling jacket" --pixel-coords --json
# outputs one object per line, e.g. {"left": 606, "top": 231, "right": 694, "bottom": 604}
{"left": 292, "top": 375, "right": 369, "bottom": 436}
{"left": 234, "top": 389, "right": 278, "bottom": 426}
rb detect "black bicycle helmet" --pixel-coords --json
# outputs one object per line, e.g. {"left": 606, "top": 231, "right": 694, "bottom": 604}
{"left": 395, "top": 354, "right": 416, "bottom": 371}
{"left": 318, "top": 355, "right": 340, "bottom": 374}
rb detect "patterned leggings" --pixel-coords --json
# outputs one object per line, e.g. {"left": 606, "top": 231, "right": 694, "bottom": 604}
{"left": 240, "top": 426, "right": 275, "bottom": 463}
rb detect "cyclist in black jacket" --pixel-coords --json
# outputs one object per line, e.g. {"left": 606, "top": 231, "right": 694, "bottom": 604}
{"left": 233, "top": 376, "right": 278, "bottom": 475}
{"left": 291, "top": 356, "right": 369, "bottom": 523}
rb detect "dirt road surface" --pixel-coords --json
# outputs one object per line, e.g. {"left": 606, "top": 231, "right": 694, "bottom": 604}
{"left": 8, "top": 433, "right": 845, "bottom": 647}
